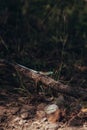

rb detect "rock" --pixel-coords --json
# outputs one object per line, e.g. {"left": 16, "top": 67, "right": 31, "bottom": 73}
{"left": 44, "top": 104, "right": 59, "bottom": 114}
{"left": 44, "top": 104, "right": 60, "bottom": 123}
{"left": 20, "top": 112, "right": 29, "bottom": 119}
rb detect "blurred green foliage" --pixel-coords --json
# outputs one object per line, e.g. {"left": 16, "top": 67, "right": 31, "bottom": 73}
{"left": 0, "top": 0, "right": 87, "bottom": 70}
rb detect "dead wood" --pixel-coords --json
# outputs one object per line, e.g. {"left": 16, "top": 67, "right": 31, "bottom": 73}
{"left": 0, "top": 59, "right": 87, "bottom": 100}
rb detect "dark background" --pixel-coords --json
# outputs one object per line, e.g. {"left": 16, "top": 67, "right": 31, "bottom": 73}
{"left": 0, "top": 0, "right": 87, "bottom": 73}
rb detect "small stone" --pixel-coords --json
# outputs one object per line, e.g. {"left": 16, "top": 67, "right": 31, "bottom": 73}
{"left": 19, "top": 119, "right": 26, "bottom": 125}
{"left": 44, "top": 104, "right": 59, "bottom": 114}
{"left": 21, "top": 112, "right": 29, "bottom": 119}
{"left": 44, "top": 104, "right": 60, "bottom": 123}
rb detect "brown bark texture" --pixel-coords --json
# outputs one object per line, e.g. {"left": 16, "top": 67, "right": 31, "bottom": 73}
{"left": 0, "top": 59, "right": 87, "bottom": 100}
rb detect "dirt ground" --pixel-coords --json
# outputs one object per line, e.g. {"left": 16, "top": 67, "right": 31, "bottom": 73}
{"left": 0, "top": 87, "right": 87, "bottom": 130}
{"left": 0, "top": 64, "right": 87, "bottom": 130}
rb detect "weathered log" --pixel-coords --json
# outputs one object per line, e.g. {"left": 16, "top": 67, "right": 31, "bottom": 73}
{"left": 0, "top": 59, "right": 87, "bottom": 100}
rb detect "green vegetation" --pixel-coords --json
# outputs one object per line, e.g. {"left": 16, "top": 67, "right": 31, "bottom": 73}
{"left": 0, "top": 0, "right": 87, "bottom": 79}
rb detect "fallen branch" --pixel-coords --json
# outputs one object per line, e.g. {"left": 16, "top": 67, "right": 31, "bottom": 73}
{"left": 0, "top": 59, "right": 87, "bottom": 100}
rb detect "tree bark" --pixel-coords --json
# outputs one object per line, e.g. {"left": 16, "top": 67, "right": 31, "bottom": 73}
{"left": 0, "top": 59, "right": 87, "bottom": 100}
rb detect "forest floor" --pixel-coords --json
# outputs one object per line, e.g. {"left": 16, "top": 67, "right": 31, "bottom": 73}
{"left": 0, "top": 64, "right": 87, "bottom": 130}
{"left": 0, "top": 85, "right": 87, "bottom": 130}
